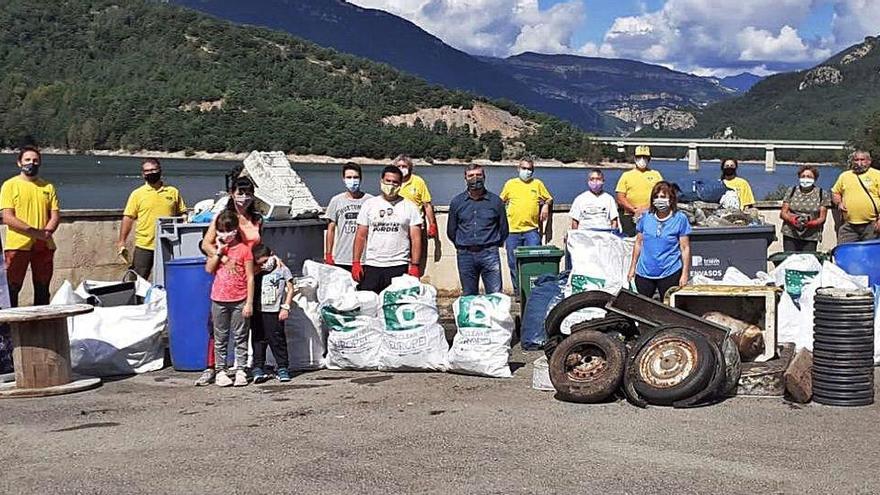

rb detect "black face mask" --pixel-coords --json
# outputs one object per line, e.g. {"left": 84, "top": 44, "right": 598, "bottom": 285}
{"left": 21, "top": 163, "right": 39, "bottom": 177}
{"left": 144, "top": 172, "right": 161, "bottom": 184}
{"left": 467, "top": 178, "right": 485, "bottom": 191}
{"left": 722, "top": 167, "right": 736, "bottom": 178}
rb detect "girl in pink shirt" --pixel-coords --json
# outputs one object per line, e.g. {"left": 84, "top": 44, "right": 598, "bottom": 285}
{"left": 204, "top": 210, "right": 254, "bottom": 387}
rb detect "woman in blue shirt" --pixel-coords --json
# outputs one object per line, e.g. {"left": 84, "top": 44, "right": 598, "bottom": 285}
{"left": 628, "top": 181, "right": 691, "bottom": 299}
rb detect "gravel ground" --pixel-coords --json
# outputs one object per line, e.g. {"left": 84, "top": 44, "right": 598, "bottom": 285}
{"left": 2, "top": 349, "right": 879, "bottom": 495}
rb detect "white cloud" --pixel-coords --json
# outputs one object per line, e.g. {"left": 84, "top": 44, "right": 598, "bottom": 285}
{"left": 831, "top": 0, "right": 880, "bottom": 47}
{"left": 349, "top": 0, "right": 585, "bottom": 57}
{"left": 737, "top": 25, "right": 832, "bottom": 62}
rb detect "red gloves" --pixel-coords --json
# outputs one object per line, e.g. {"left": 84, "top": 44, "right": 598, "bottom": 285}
{"left": 324, "top": 253, "right": 335, "bottom": 265}
{"left": 427, "top": 223, "right": 438, "bottom": 238}
{"left": 805, "top": 219, "right": 822, "bottom": 229}
{"left": 408, "top": 264, "right": 421, "bottom": 278}
{"left": 352, "top": 261, "right": 364, "bottom": 282}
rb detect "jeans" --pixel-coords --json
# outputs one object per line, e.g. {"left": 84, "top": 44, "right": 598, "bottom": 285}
{"left": 457, "top": 247, "right": 503, "bottom": 296}
{"left": 634, "top": 270, "right": 682, "bottom": 301}
{"left": 838, "top": 222, "right": 878, "bottom": 244}
{"left": 505, "top": 229, "right": 541, "bottom": 290}
{"left": 211, "top": 300, "right": 249, "bottom": 370}
{"left": 251, "top": 311, "right": 289, "bottom": 370}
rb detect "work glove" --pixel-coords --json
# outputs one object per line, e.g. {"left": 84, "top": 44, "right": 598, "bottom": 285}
{"left": 351, "top": 261, "right": 364, "bottom": 282}
{"left": 427, "top": 223, "right": 438, "bottom": 238}
{"left": 324, "top": 253, "right": 335, "bottom": 265}
{"left": 805, "top": 219, "right": 821, "bottom": 229}
{"left": 408, "top": 264, "right": 421, "bottom": 278}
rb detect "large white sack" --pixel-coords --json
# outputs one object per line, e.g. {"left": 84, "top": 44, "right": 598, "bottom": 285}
{"left": 378, "top": 275, "right": 449, "bottom": 371}
{"left": 566, "top": 230, "right": 633, "bottom": 293}
{"left": 321, "top": 291, "right": 382, "bottom": 370}
{"left": 302, "top": 260, "right": 356, "bottom": 305}
{"left": 448, "top": 294, "right": 513, "bottom": 378}
{"left": 287, "top": 277, "right": 324, "bottom": 370}
{"left": 52, "top": 278, "right": 166, "bottom": 377}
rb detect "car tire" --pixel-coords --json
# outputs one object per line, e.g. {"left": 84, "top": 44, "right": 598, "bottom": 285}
{"left": 548, "top": 330, "right": 626, "bottom": 403}
{"left": 630, "top": 327, "right": 716, "bottom": 405}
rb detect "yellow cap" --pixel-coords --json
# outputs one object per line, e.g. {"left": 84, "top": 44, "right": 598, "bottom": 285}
{"left": 634, "top": 145, "right": 651, "bottom": 158}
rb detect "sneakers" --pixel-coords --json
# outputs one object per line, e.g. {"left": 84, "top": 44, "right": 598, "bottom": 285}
{"left": 194, "top": 368, "right": 215, "bottom": 386}
{"left": 234, "top": 369, "right": 248, "bottom": 387}
{"left": 276, "top": 368, "right": 291, "bottom": 382}
{"left": 252, "top": 367, "right": 269, "bottom": 384}
{"left": 215, "top": 370, "right": 233, "bottom": 387}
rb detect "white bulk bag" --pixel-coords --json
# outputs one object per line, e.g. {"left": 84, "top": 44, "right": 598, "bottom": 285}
{"left": 302, "top": 260, "right": 356, "bottom": 306}
{"left": 321, "top": 291, "right": 383, "bottom": 370}
{"left": 378, "top": 275, "right": 449, "bottom": 371}
{"left": 566, "top": 230, "right": 633, "bottom": 294}
{"left": 51, "top": 277, "right": 166, "bottom": 377}
{"left": 448, "top": 294, "right": 513, "bottom": 378}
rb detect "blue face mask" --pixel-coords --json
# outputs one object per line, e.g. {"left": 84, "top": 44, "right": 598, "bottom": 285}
{"left": 519, "top": 168, "right": 533, "bottom": 181}
{"left": 344, "top": 178, "right": 360, "bottom": 192}
{"left": 21, "top": 163, "right": 40, "bottom": 177}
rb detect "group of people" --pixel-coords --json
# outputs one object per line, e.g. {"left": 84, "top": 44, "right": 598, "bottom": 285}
{"left": 2, "top": 146, "right": 878, "bottom": 383}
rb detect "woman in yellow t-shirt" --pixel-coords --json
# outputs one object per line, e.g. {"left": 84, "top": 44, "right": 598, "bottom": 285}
{"left": 721, "top": 158, "right": 755, "bottom": 209}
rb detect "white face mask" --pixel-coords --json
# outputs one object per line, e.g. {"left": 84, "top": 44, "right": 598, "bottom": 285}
{"left": 399, "top": 167, "right": 411, "bottom": 178}
{"left": 635, "top": 158, "right": 649, "bottom": 170}
{"left": 799, "top": 177, "right": 815, "bottom": 189}
{"left": 344, "top": 178, "right": 360, "bottom": 192}
{"left": 653, "top": 197, "right": 670, "bottom": 211}
{"left": 217, "top": 230, "right": 237, "bottom": 244}
{"left": 261, "top": 257, "right": 277, "bottom": 272}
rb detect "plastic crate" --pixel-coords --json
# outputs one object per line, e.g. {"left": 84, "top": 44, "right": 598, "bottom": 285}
{"left": 241, "top": 151, "right": 321, "bottom": 219}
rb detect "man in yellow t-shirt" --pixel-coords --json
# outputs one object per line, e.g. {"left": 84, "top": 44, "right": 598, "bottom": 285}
{"left": 499, "top": 158, "right": 553, "bottom": 290}
{"left": 0, "top": 146, "right": 60, "bottom": 306}
{"left": 117, "top": 159, "right": 187, "bottom": 279}
{"left": 832, "top": 150, "right": 880, "bottom": 243}
{"left": 616, "top": 146, "right": 663, "bottom": 236}
{"left": 393, "top": 155, "right": 437, "bottom": 275}
{"left": 721, "top": 158, "right": 756, "bottom": 208}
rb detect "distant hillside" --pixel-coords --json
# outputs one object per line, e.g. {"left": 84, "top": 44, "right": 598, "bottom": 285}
{"left": 647, "top": 36, "right": 880, "bottom": 142}
{"left": 481, "top": 52, "right": 735, "bottom": 134}
{"left": 0, "top": 0, "right": 600, "bottom": 162}
{"left": 170, "top": 0, "right": 617, "bottom": 132}
{"left": 716, "top": 73, "right": 763, "bottom": 93}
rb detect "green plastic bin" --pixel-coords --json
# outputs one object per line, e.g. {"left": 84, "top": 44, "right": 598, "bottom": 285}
{"left": 514, "top": 246, "right": 564, "bottom": 305}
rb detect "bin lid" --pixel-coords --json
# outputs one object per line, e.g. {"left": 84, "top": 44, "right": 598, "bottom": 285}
{"left": 514, "top": 246, "right": 564, "bottom": 258}
{"left": 165, "top": 256, "right": 208, "bottom": 266}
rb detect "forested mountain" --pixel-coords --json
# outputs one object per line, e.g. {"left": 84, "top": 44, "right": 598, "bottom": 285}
{"left": 170, "top": 0, "right": 617, "bottom": 132}
{"left": 714, "top": 73, "right": 763, "bottom": 93}
{"left": 644, "top": 36, "right": 880, "bottom": 147}
{"left": 0, "top": 0, "right": 600, "bottom": 162}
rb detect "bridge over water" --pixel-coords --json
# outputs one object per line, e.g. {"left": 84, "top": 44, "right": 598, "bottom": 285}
{"left": 591, "top": 137, "right": 848, "bottom": 171}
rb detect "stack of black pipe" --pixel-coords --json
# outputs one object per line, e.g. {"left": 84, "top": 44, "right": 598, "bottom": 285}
{"left": 812, "top": 288, "right": 875, "bottom": 406}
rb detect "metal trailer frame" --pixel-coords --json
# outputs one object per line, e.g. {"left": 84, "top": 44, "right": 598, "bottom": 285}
{"left": 604, "top": 289, "right": 730, "bottom": 344}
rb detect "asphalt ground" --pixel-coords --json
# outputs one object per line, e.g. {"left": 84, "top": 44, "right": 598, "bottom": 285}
{"left": 2, "top": 349, "right": 879, "bottom": 495}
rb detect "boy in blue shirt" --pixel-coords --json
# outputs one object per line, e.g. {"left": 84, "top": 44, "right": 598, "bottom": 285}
{"left": 251, "top": 243, "right": 295, "bottom": 383}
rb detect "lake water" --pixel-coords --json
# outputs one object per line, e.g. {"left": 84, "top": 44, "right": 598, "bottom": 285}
{"left": 0, "top": 153, "right": 844, "bottom": 209}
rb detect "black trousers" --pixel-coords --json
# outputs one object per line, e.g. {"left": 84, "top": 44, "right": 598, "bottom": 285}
{"left": 360, "top": 264, "right": 407, "bottom": 294}
{"left": 251, "top": 311, "right": 289, "bottom": 370}
{"left": 131, "top": 247, "right": 154, "bottom": 280}
{"left": 635, "top": 270, "right": 682, "bottom": 301}
{"left": 782, "top": 236, "right": 818, "bottom": 252}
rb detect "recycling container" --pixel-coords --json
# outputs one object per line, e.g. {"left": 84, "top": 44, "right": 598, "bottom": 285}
{"left": 514, "top": 246, "right": 564, "bottom": 306}
{"left": 688, "top": 226, "right": 776, "bottom": 280}
{"left": 833, "top": 239, "right": 880, "bottom": 287}
{"left": 165, "top": 256, "right": 213, "bottom": 371}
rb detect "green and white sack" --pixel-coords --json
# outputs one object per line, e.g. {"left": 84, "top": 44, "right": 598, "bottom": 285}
{"left": 321, "top": 291, "right": 382, "bottom": 370}
{"left": 379, "top": 275, "right": 449, "bottom": 371}
{"left": 448, "top": 294, "right": 514, "bottom": 378}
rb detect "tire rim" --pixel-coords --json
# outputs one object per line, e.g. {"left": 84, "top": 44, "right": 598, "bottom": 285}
{"left": 638, "top": 336, "right": 698, "bottom": 389}
{"left": 563, "top": 343, "right": 608, "bottom": 382}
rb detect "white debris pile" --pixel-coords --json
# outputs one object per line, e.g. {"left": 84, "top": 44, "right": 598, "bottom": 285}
{"left": 242, "top": 151, "right": 321, "bottom": 219}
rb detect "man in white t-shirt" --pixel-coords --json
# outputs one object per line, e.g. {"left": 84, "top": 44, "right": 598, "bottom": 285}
{"left": 353, "top": 165, "right": 423, "bottom": 293}
{"left": 569, "top": 169, "right": 619, "bottom": 230}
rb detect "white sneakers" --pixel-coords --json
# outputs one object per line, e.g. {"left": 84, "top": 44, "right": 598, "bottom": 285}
{"left": 233, "top": 369, "right": 248, "bottom": 387}
{"left": 215, "top": 371, "right": 233, "bottom": 387}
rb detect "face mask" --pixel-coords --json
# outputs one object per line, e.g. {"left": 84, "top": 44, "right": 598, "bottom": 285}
{"left": 799, "top": 177, "right": 815, "bottom": 188}
{"left": 467, "top": 178, "right": 485, "bottom": 191}
{"left": 21, "top": 163, "right": 39, "bottom": 177}
{"left": 635, "top": 158, "right": 648, "bottom": 170}
{"left": 217, "top": 230, "right": 237, "bottom": 244}
{"left": 400, "top": 167, "right": 411, "bottom": 178}
{"left": 344, "top": 178, "right": 360, "bottom": 192}
{"left": 261, "top": 257, "right": 277, "bottom": 273}
{"left": 233, "top": 193, "right": 253, "bottom": 207}
{"left": 144, "top": 172, "right": 161, "bottom": 184}
{"left": 588, "top": 180, "right": 604, "bottom": 193}
{"left": 519, "top": 169, "right": 533, "bottom": 181}
{"left": 722, "top": 167, "right": 736, "bottom": 178}
{"left": 853, "top": 164, "right": 869, "bottom": 174}
{"left": 653, "top": 197, "right": 670, "bottom": 211}
{"left": 380, "top": 182, "right": 400, "bottom": 197}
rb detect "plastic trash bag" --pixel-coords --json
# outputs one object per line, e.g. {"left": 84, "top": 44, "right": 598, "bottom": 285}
{"left": 51, "top": 277, "right": 166, "bottom": 377}
{"left": 286, "top": 277, "right": 324, "bottom": 370}
{"left": 378, "top": 275, "right": 449, "bottom": 371}
{"left": 448, "top": 294, "right": 514, "bottom": 378}
{"left": 303, "top": 260, "right": 357, "bottom": 306}
{"left": 566, "top": 230, "right": 633, "bottom": 294}
{"left": 321, "top": 291, "right": 382, "bottom": 370}
{"left": 520, "top": 272, "right": 567, "bottom": 349}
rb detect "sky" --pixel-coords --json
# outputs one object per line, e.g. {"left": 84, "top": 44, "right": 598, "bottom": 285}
{"left": 348, "top": 0, "right": 880, "bottom": 76}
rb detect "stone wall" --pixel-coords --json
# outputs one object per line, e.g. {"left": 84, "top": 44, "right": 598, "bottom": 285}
{"left": 1, "top": 203, "right": 841, "bottom": 301}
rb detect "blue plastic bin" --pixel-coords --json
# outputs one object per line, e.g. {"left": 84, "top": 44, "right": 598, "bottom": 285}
{"left": 833, "top": 239, "right": 880, "bottom": 287}
{"left": 165, "top": 256, "right": 213, "bottom": 371}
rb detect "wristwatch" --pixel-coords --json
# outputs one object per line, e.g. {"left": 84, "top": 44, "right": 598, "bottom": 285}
{"left": 280, "top": 303, "right": 291, "bottom": 310}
